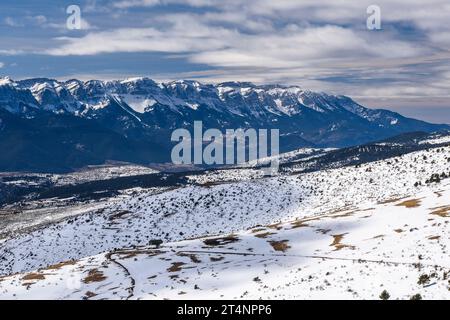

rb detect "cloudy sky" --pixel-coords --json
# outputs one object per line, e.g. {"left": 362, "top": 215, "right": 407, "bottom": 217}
{"left": 1, "top": 0, "right": 449, "bottom": 123}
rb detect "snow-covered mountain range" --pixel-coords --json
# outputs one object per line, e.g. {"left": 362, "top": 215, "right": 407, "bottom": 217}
{"left": 0, "top": 76, "right": 448, "bottom": 172}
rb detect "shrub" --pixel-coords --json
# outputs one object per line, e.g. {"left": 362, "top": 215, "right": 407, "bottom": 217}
{"left": 418, "top": 274, "right": 430, "bottom": 286}
{"left": 379, "top": 290, "right": 390, "bottom": 300}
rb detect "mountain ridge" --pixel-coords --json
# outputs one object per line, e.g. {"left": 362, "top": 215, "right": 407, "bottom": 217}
{"left": 0, "top": 76, "right": 448, "bottom": 172}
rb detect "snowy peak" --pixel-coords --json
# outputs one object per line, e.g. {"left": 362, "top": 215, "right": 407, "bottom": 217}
{"left": 0, "top": 77, "right": 401, "bottom": 119}
{"left": 0, "top": 77, "right": 364, "bottom": 117}
{"left": 0, "top": 76, "right": 15, "bottom": 87}
{"left": 0, "top": 78, "right": 39, "bottom": 114}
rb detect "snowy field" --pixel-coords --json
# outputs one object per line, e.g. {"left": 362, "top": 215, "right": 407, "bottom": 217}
{"left": 0, "top": 144, "right": 449, "bottom": 299}
{"left": 0, "top": 183, "right": 448, "bottom": 299}
{"left": 0, "top": 164, "right": 159, "bottom": 187}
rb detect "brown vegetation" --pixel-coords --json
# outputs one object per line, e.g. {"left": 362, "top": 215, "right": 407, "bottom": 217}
{"left": 83, "top": 269, "right": 107, "bottom": 284}
{"left": 268, "top": 240, "right": 291, "bottom": 252}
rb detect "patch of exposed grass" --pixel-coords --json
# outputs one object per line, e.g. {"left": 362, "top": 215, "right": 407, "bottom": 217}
{"left": 177, "top": 253, "right": 201, "bottom": 263}
{"left": 113, "top": 248, "right": 163, "bottom": 260}
{"left": 22, "top": 273, "right": 46, "bottom": 281}
{"left": 330, "top": 234, "right": 355, "bottom": 251}
{"left": 396, "top": 199, "right": 421, "bottom": 208}
{"left": 167, "top": 262, "right": 186, "bottom": 272}
{"left": 430, "top": 205, "right": 450, "bottom": 217}
{"left": 203, "top": 235, "right": 240, "bottom": 246}
{"left": 378, "top": 197, "right": 405, "bottom": 205}
{"left": 290, "top": 220, "right": 309, "bottom": 229}
{"left": 268, "top": 240, "right": 291, "bottom": 252}
{"left": 44, "top": 260, "right": 77, "bottom": 271}
{"left": 329, "top": 211, "right": 355, "bottom": 219}
{"left": 254, "top": 232, "right": 275, "bottom": 239}
{"left": 267, "top": 223, "right": 283, "bottom": 230}
{"left": 83, "top": 269, "right": 107, "bottom": 284}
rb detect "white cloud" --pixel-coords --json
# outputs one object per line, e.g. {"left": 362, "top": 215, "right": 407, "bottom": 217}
{"left": 3, "top": 14, "right": 94, "bottom": 32}
{"left": 45, "top": 17, "right": 425, "bottom": 70}
{"left": 46, "top": 25, "right": 231, "bottom": 56}
{"left": 0, "top": 62, "right": 4, "bottom": 68}
{"left": 41, "top": 0, "right": 445, "bottom": 103}
{"left": 114, "top": 0, "right": 161, "bottom": 9}
{"left": 44, "top": 18, "right": 95, "bottom": 31}
{"left": 113, "top": 0, "right": 214, "bottom": 8}
{"left": 0, "top": 49, "right": 24, "bottom": 55}
{"left": 27, "top": 15, "right": 47, "bottom": 25}
{"left": 4, "top": 0, "right": 450, "bottom": 105}
{"left": 4, "top": 17, "right": 22, "bottom": 27}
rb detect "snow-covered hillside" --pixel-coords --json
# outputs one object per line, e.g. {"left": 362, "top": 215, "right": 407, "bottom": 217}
{"left": 0, "top": 178, "right": 448, "bottom": 300}
{"left": 0, "top": 143, "right": 449, "bottom": 299}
